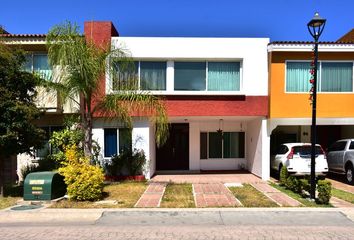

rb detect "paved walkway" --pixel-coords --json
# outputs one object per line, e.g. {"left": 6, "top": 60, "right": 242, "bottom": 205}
{"left": 193, "top": 183, "right": 242, "bottom": 207}
{"left": 327, "top": 177, "right": 354, "bottom": 194}
{"left": 330, "top": 196, "right": 354, "bottom": 208}
{"left": 151, "top": 172, "right": 262, "bottom": 184}
{"left": 135, "top": 182, "right": 166, "bottom": 208}
{"left": 251, "top": 182, "right": 302, "bottom": 207}
{"left": 138, "top": 175, "right": 304, "bottom": 208}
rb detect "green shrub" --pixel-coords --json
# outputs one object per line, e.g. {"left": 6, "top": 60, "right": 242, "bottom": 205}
{"left": 37, "top": 155, "right": 59, "bottom": 171}
{"left": 285, "top": 176, "right": 301, "bottom": 193}
{"left": 59, "top": 145, "right": 104, "bottom": 201}
{"left": 3, "top": 185, "right": 23, "bottom": 197}
{"left": 49, "top": 128, "right": 84, "bottom": 164}
{"left": 105, "top": 148, "right": 146, "bottom": 176}
{"left": 126, "top": 149, "right": 146, "bottom": 176}
{"left": 279, "top": 165, "right": 288, "bottom": 186}
{"left": 317, "top": 180, "right": 332, "bottom": 204}
{"left": 106, "top": 154, "right": 126, "bottom": 176}
{"left": 299, "top": 178, "right": 310, "bottom": 195}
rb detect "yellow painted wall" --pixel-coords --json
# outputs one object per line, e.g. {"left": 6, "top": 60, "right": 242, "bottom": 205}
{"left": 269, "top": 52, "right": 354, "bottom": 118}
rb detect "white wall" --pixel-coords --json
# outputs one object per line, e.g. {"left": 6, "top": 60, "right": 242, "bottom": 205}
{"left": 112, "top": 37, "right": 269, "bottom": 96}
{"left": 132, "top": 120, "right": 151, "bottom": 178}
{"left": 92, "top": 118, "right": 154, "bottom": 179}
{"left": 246, "top": 118, "right": 270, "bottom": 180}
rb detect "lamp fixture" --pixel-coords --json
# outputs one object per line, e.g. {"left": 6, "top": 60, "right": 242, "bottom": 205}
{"left": 217, "top": 119, "right": 224, "bottom": 135}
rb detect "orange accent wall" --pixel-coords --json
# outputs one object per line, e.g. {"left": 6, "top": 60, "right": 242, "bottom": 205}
{"left": 269, "top": 51, "right": 354, "bottom": 118}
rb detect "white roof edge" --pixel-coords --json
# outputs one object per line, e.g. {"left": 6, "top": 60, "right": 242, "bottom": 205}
{"left": 268, "top": 44, "right": 354, "bottom": 52}
{"left": 2, "top": 38, "right": 46, "bottom": 45}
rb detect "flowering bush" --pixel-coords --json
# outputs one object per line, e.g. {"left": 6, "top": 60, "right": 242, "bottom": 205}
{"left": 59, "top": 145, "right": 104, "bottom": 201}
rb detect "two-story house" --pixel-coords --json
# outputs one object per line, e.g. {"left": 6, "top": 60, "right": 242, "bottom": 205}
{"left": 1, "top": 33, "right": 77, "bottom": 181}
{"left": 268, "top": 29, "right": 354, "bottom": 155}
{"left": 85, "top": 22, "right": 270, "bottom": 180}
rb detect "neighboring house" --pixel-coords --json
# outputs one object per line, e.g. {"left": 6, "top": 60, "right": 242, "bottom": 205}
{"left": 268, "top": 29, "right": 354, "bottom": 155}
{"left": 1, "top": 33, "right": 77, "bottom": 180}
{"left": 85, "top": 22, "right": 270, "bottom": 180}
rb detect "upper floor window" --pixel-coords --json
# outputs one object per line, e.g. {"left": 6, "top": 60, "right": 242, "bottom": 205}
{"left": 174, "top": 62, "right": 241, "bottom": 91}
{"left": 113, "top": 61, "right": 166, "bottom": 91}
{"left": 174, "top": 62, "right": 206, "bottom": 91}
{"left": 286, "top": 61, "right": 353, "bottom": 93}
{"left": 24, "top": 54, "right": 52, "bottom": 81}
{"left": 111, "top": 60, "right": 241, "bottom": 93}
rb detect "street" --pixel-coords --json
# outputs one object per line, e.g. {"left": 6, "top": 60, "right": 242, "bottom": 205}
{"left": 1, "top": 209, "right": 354, "bottom": 240}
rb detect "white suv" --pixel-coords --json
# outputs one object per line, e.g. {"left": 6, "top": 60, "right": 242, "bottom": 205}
{"left": 271, "top": 143, "right": 328, "bottom": 177}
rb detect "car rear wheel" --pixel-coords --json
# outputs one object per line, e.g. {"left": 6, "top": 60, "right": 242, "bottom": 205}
{"left": 345, "top": 164, "right": 354, "bottom": 185}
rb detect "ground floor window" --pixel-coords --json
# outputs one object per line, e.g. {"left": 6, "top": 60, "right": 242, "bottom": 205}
{"left": 104, "top": 128, "right": 132, "bottom": 157}
{"left": 36, "top": 126, "right": 64, "bottom": 159}
{"left": 200, "top": 132, "right": 245, "bottom": 159}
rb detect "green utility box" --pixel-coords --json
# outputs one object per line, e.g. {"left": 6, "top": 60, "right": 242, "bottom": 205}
{"left": 23, "top": 171, "right": 66, "bottom": 201}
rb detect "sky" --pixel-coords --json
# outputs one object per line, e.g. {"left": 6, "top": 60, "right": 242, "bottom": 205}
{"left": 1, "top": 0, "right": 353, "bottom": 41}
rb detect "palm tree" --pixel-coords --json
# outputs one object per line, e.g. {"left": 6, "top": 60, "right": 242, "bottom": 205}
{"left": 46, "top": 22, "right": 168, "bottom": 158}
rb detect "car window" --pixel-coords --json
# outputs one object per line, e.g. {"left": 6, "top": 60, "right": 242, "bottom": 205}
{"left": 277, "top": 145, "right": 288, "bottom": 154}
{"left": 292, "top": 146, "right": 322, "bottom": 155}
{"left": 329, "top": 141, "right": 347, "bottom": 151}
{"left": 349, "top": 141, "right": 354, "bottom": 150}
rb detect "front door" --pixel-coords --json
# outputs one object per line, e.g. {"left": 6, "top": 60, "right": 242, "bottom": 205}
{"left": 156, "top": 123, "right": 189, "bottom": 170}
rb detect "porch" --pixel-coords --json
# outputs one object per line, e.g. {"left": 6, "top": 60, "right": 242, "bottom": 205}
{"left": 150, "top": 171, "right": 263, "bottom": 184}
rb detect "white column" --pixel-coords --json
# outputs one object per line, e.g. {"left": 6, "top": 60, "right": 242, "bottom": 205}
{"left": 132, "top": 120, "right": 152, "bottom": 179}
{"left": 189, "top": 122, "right": 200, "bottom": 170}
{"left": 261, "top": 119, "right": 270, "bottom": 180}
{"left": 166, "top": 61, "right": 174, "bottom": 92}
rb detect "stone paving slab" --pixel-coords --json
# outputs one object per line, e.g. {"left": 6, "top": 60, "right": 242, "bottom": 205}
{"left": 1, "top": 225, "right": 354, "bottom": 240}
{"left": 135, "top": 183, "right": 166, "bottom": 208}
{"left": 251, "top": 183, "right": 302, "bottom": 207}
{"left": 193, "top": 183, "right": 242, "bottom": 207}
{"left": 328, "top": 177, "right": 354, "bottom": 194}
{"left": 330, "top": 196, "right": 354, "bottom": 208}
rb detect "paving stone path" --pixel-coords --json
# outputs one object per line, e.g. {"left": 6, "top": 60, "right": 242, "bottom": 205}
{"left": 135, "top": 182, "right": 166, "bottom": 208}
{"left": 251, "top": 182, "right": 302, "bottom": 207}
{"left": 193, "top": 183, "right": 242, "bottom": 207}
{"left": 330, "top": 196, "right": 354, "bottom": 208}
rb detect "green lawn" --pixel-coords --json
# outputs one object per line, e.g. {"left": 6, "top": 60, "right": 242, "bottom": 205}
{"left": 50, "top": 181, "right": 147, "bottom": 208}
{"left": 229, "top": 184, "right": 278, "bottom": 207}
{"left": 160, "top": 183, "right": 195, "bottom": 208}
{"left": 332, "top": 188, "right": 354, "bottom": 204}
{"left": 269, "top": 182, "right": 332, "bottom": 207}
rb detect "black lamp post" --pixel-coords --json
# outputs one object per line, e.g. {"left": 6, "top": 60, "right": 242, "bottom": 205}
{"left": 307, "top": 12, "right": 326, "bottom": 200}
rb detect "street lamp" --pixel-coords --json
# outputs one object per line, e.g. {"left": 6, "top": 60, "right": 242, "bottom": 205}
{"left": 307, "top": 12, "right": 326, "bottom": 200}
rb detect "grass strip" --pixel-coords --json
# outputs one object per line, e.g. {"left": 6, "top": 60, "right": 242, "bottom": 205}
{"left": 160, "top": 183, "right": 195, "bottom": 208}
{"left": 269, "top": 182, "right": 332, "bottom": 207}
{"left": 229, "top": 184, "right": 278, "bottom": 207}
{"left": 332, "top": 188, "right": 354, "bottom": 204}
{"left": 0, "top": 197, "right": 20, "bottom": 209}
{"left": 50, "top": 181, "right": 147, "bottom": 208}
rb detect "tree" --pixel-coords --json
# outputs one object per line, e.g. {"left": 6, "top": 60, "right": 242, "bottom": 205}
{"left": 46, "top": 22, "right": 168, "bottom": 158}
{"left": 0, "top": 43, "right": 45, "bottom": 193}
